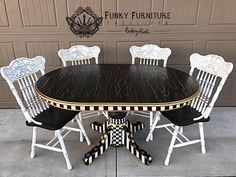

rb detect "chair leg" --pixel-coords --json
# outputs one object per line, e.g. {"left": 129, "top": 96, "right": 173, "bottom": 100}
{"left": 55, "top": 130, "right": 72, "bottom": 170}
{"left": 76, "top": 113, "right": 91, "bottom": 145}
{"left": 179, "top": 127, "right": 183, "bottom": 133}
{"left": 146, "top": 112, "right": 161, "bottom": 142}
{"left": 102, "top": 111, "right": 109, "bottom": 118}
{"left": 164, "top": 126, "right": 179, "bottom": 166}
{"left": 71, "top": 114, "right": 77, "bottom": 123}
{"left": 199, "top": 122, "right": 206, "bottom": 154}
{"left": 30, "top": 127, "right": 37, "bottom": 158}
{"left": 78, "top": 114, "right": 84, "bottom": 142}
{"left": 149, "top": 112, "right": 153, "bottom": 141}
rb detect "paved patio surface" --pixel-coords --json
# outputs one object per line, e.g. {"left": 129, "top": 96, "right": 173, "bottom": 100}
{"left": 0, "top": 108, "right": 236, "bottom": 177}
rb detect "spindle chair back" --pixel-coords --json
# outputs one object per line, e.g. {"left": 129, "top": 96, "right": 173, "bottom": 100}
{"left": 188, "top": 53, "right": 233, "bottom": 118}
{"left": 130, "top": 44, "right": 171, "bottom": 66}
{"left": 58, "top": 45, "right": 100, "bottom": 66}
{"left": 1, "top": 56, "right": 47, "bottom": 125}
{"left": 129, "top": 44, "right": 172, "bottom": 140}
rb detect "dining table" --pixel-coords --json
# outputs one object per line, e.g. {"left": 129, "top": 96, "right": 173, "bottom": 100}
{"left": 35, "top": 64, "right": 200, "bottom": 165}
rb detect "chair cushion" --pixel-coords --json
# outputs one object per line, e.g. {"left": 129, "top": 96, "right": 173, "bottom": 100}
{"left": 26, "top": 107, "right": 78, "bottom": 130}
{"left": 161, "top": 105, "right": 210, "bottom": 126}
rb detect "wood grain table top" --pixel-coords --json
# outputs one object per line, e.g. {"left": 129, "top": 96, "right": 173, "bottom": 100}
{"left": 36, "top": 64, "right": 199, "bottom": 110}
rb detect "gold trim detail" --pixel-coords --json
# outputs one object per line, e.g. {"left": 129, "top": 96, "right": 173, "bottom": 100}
{"left": 36, "top": 86, "right": 200, "bottom": 111}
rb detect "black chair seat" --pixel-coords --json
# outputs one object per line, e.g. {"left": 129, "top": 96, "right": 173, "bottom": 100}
{"left": 162, "top": 105, "right": 210, "bottom": 126}
{"left": 26, "top": 107, "right": 78, "bottom": 130}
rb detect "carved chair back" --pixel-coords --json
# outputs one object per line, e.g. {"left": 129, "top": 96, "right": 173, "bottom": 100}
{"left": 58, "top": 45, "right": 100, "bottom": 67}
{"left": 189, "top": 53, "right": 233, "bottom": 117}
{"left": 0, "top": 56, "right": 48, "bottom": 125}
{"left": 130, "top": 44, "right": 171, "bottom": 66}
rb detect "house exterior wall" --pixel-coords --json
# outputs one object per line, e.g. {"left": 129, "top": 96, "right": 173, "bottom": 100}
{"left": 0, "top": 0, "right": 235, "bottom": 108}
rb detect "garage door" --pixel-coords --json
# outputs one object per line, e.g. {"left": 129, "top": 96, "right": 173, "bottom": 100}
{"left": 0, "top": 0, "right": 235, "bottom": 108}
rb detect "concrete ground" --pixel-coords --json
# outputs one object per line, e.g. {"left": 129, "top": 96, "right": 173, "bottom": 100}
{"left": 0, "top": 107, "right": 235, "bottom": 177}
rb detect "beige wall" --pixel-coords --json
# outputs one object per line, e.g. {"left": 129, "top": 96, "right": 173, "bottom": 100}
{"left": 0, "top": 0, "right": 236, "bottom": 108}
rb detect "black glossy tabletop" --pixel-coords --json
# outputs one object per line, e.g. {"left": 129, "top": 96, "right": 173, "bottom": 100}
{"left": 36, "top": 64, "right": 199, "bottom": 109}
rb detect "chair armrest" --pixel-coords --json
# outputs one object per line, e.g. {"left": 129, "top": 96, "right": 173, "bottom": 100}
{"left": 193, "top": 106, "right": 212, "bottom": 121}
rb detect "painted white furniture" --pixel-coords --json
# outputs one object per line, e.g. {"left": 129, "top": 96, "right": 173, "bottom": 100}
{"left": 146, "top": 53, "right": 233, "bottom": 165}
{"left": 58, "top": 45, "right": 105, "bottom": 142}
{"left": 0, "top": 56, "right": 91, "bottom": 170}
{"left": 130, "top": 44, "right": 172, "bottom": 140}
{"left": 130, "top": 44, "right": 171, "bottom": 66}
{"left": 58, "top": 45, "right": 100, "bottom": 66}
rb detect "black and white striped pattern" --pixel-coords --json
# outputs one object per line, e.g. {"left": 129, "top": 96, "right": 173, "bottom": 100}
{"left": 90, "top": 121, "right": 108, "bottom": 133}
{"left": 122, "top": 127, "right": 152, "bottom": 165}
{"left": 126, "top": 120, "right": 144, "bottom": 133}
{"left": 82, "top": 130, "right": 112, "bottom": 165}
{"left": 45, "top": 99, "right": 190, "bottom": 112}
{"left": 83, "top": 113, "right": 152, "bottom": 165}
{"left": 83, "top": 125, "right": 152, "bottom": 165}
{"left": 108, "top": 117, "right": 126, "bottom": 125}
{"left": 91, "top": 116, "right": 126, "bottom": 146}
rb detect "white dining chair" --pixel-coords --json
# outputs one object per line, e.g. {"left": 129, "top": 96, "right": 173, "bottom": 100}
{"left": 58, "top": 45, "right": 107, "bottom": 142}
{"left": 146, "top": 53, "right": 233, "bottom": 165}
{"left": 130, "top": 44, "right": 172, "bottom": 140}
{"left": 0, "top": 56, "right": 91, "bottom": 170}
{"left": 58, "top": 45, "right": 100, "bottom": 66}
